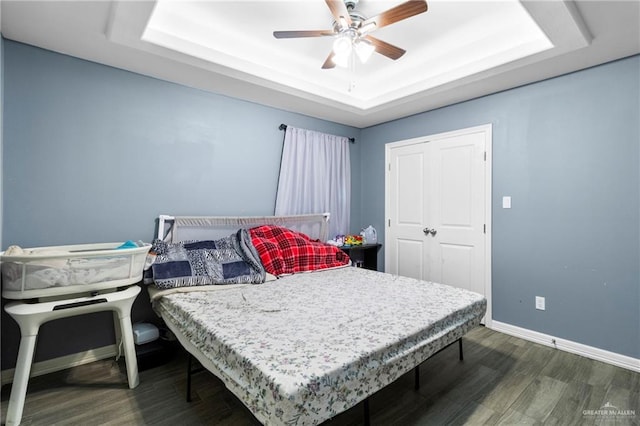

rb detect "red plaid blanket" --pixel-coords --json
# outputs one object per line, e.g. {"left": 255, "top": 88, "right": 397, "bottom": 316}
{"left": 249, "top": 225, "right": 350, "bottom": 276}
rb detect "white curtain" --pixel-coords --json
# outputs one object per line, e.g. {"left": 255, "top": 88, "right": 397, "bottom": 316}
{"left": 275, "top": 126, "right": 351, "bottom": 240}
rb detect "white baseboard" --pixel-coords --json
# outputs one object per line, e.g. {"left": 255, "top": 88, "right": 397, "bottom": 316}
{"left": 1, "top": 344, "right": 118, "bottom": 386}
{"left": 489, "top": 321, "right": 640, "bottom": 373}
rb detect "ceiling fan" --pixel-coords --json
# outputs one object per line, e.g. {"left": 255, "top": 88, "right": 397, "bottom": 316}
{"left": 273, "top": 0, "right": 428, "bottom": 69}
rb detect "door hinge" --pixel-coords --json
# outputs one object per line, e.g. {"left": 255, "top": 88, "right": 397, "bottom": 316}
{"left": 484, "top": 152, "right": 487, "bottom": 161}
{"left": 388, "top": 219, "right": 391, "bottom": 227}
{"left": 483, "top": 224, "right": 486, "bottom": 234}
{"left": 388, "top": 163, "right": 391, "bottom": 171}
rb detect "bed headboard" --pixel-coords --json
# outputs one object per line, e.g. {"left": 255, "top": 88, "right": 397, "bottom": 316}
{"left": 157, "top": 213, "right": 331, "bottom": 243}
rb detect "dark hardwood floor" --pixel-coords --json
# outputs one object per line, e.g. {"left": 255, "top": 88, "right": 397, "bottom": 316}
{"left": 2, "top": 326, "right": 638, "bottom": 425}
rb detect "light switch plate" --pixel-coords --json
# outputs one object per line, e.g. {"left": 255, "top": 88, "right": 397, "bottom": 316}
{"left": 502, "top": 196, "right": 511, "bottom": 209}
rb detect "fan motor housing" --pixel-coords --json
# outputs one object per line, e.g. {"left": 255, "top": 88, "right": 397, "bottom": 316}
{"left": 332, "top": 11, "right": 366, "bottom": 31}
{"left": 345, "top": 0, "right": 358, "bottom": 10}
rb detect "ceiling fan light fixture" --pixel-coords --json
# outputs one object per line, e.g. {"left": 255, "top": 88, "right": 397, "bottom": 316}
{"left": 355, "top": 39, "right": 375, "bottom": 63}
{"left": 332, "top": 51, "right": 351, "bottom": 68}
{"left": 332, "top": 34, "right": 353, "bottom": 56}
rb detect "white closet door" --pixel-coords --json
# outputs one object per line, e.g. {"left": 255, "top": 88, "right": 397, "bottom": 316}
{"left": 385, "top": 126, "right": 490, "bottom": 302}
{"left": 387, "top": 142, "right": 429, "bottom": 280}
{"left": 428, "top": 132, "right": 486, "bottom": 296}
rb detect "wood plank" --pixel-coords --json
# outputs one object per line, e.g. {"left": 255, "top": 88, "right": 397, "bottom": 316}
{"left": 509, "top": 376, "right": 568, "bottom": 422}
{"left": 477, "top": 371, "right": 536, "bottom": 413}
{"left": 547, "top": 381, "right": 606, "bottom": 426}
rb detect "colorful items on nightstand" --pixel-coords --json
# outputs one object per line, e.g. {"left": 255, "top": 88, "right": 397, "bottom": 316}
{"left": 343, "top": 234, "right": 363, "bottom": 246}
{"left": 327, "top": 231, "right": 374, "bottom": 247}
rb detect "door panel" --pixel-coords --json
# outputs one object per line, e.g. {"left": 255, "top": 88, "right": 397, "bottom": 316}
{"left": 440, "top": 144, "right": 473, "bottom": 226}
{"left": 396, "top": 153, "right": 424, "bottom": 224}
{"left": 396, "top": 239, "right": 425, "bottom": 280}
{"left": 440, "top": 243, "right": 472, "bottom": 290}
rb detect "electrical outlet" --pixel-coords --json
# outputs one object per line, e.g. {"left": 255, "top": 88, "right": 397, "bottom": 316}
{"left": 535, "top": 296, "right": 546, "bottom": 311}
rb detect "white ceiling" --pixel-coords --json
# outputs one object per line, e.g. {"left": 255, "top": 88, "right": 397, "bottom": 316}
{"left": 1, "top": 1, "right": 639, "bottom": 128}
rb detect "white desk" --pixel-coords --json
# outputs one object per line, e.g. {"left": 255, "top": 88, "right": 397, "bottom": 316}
{"left": 4, "top": 286, "right": 141, "bottom": 426}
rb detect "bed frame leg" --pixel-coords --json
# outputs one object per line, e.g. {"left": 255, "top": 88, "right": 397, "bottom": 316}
{"left": 413, "top": 338, "right": 463, "bottom": 394}
{"left": 364, "top": 398, "right": 370, "bottom": 426}
{"left": 186, "top": 353, "right": 193, "bottom": 402}
{"left": 185, "top": 353, "right": 206, "bottom": 403}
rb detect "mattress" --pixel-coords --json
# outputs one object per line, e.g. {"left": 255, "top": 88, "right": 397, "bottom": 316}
{"left": 155, "top": 266, "right": 486, "bottom": 425}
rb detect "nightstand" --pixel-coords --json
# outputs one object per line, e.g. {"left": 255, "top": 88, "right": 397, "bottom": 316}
{"left": 339, "top": 244, "right": 382, "bottom": 271}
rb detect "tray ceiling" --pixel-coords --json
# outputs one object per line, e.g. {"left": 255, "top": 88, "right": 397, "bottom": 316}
{"left": 2, "top": 1, "right": 639, "bottom": 127}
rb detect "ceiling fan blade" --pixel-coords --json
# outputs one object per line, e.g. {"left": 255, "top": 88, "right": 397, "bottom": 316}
{"left": 364, "top": 35, "right": 406, "bottom": 60}
{"left": 361, "top": 0, "right": 428, "bottom": 31}
{"left": 321, "top": 52, "right": 337, "bottom": 69}
{"left": 325, "top": 0, "right": 352, "bottom": 28}
{"left": 273, "top": 30, "right": 335, "bottom": 39}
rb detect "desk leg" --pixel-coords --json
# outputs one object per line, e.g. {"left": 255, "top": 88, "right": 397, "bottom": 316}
{"left": 6, "top": 334, "right": 38, "bottom": 426}
{"left": 118, "top": 314, "right": 139, "bottom": 389}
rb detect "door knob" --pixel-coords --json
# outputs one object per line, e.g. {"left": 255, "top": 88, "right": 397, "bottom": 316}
{"left": 423, "top": 227, "right": 437, "bottom": 236}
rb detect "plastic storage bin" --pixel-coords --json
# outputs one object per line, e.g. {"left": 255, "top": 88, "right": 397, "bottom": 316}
{"left": 1, "top": 242, "right": 151, "bottom": 300}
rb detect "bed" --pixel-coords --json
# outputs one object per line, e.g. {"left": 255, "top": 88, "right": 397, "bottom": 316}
{"left": 147, "top": 214, "right": 486, "bottom": 425}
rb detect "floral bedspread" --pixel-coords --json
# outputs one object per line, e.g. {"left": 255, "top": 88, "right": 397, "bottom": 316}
{"left": 156, "top": 267, "right": 486, "bottom": 425}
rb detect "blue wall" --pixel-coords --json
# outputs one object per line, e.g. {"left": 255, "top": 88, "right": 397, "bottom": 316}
{"left": 1, "top": 40, "right": 360, "bottom": 368}
{"left": 3, "top": 41, "right": 361, "bottom": 248}
{"left": 359, "top": 55, "right": 640, "bottom": 358}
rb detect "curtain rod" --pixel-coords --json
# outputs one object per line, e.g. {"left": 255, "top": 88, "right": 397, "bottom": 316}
{"left": 279, "top": 124, "right": 355, "bottom": 143}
